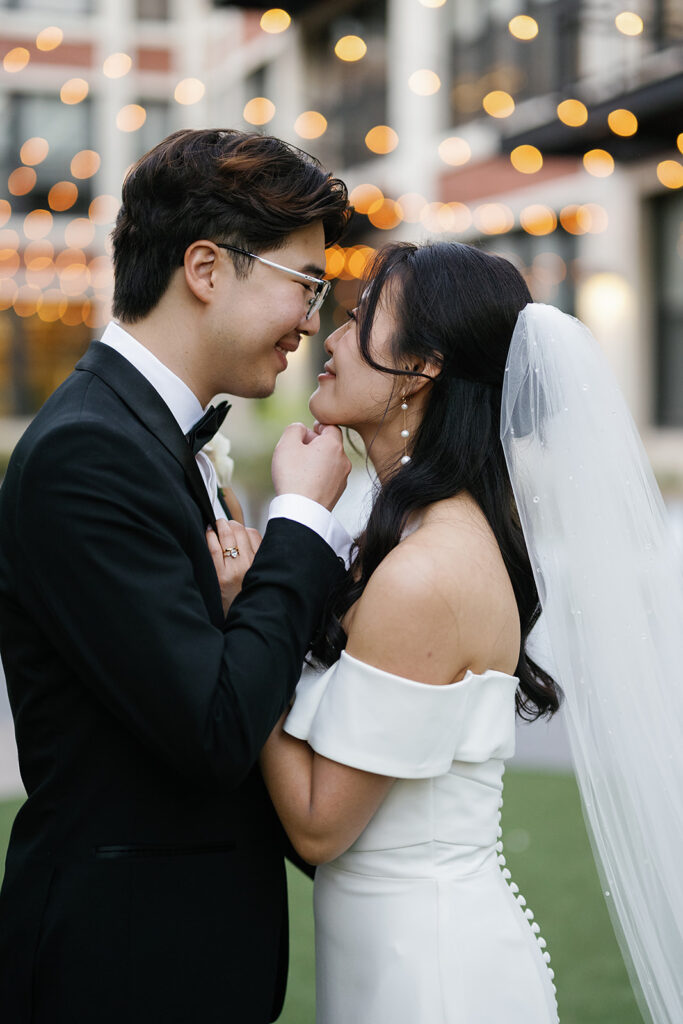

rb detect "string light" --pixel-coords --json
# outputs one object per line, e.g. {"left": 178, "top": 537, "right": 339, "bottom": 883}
{"left": 408, "top": 70, "right": 441, "bottom": 96}
{"left": 36, "top": 27, "right": 63, "bottom": 52}
{"left": 438, "top": 136, "right": 471, "bottom": 166}
{"left": 8, "top": 168, "right": 37, "bottom": 196}
{"left": 520, "top": 205, "right": 557, "bottom": 235}
{"left": 20, "top": 138, "right": 49, "bottom": 166}
{"left": 365, "top": 126, "right": 399, "bottom": 154}
{"left": 3, "top": 48, "right": 30, "bottom": 73}
{"left": 615, "top": 11, "right": 644, "bottom": 35}
{"left": 349, "top": 184, "right": 384, "bottom": 214}
{"left": 511, "top": 145, "right": 543, "bottom": 173}
{"left": 103, "top": 53, "right": 133, "bottom": 79}
{"left": 334, "top": 36, "right": 367, "bottom": 62}
{"left": 0, "top": 200, "right": 11, "bottom": 228}
{"left": 608, "top": 109, "right": 638, "bottom": 136}
{"left": 60, "top": 79, "right": 89, "bottom": 105}
{"left": 24, "top": 210, "right": 53, "bottom": 240}
{"left": 657, "top": 161, "right": 683, "bottom": 189}
{"left": 260, "top": 9, "right": 291, "bottom": 33}
{"left": 324, "top": 247, "right": 346, "bottom": 278}
{"left": 116, "top": 105, "right": 147, "bottom": 131}
{"left": 48, "top": 182, "right": 79, "bottom": 212}
{"left": 583, "top": 149, "right": 615, "bottom": 177}
{"left": 508, "top": 16, "right": 539, "bottom": 40}
{"left": 294, "top": 111, "right": 327, "bottom": 139}
{"left": 71, "top": 150, "right": 101, "bottom": 179}
{"left": 367, "top": 199, "right": 402, "bottom": 230}
{"left": 89, "top": 195, "right": 119, "bottom": 225}
{"left": 473, "top": 203, "right": 514, "bottom": 234}
{"left": 243, "top": 98, "right": 275, "bottom": 125}
{"left": 482, "top": 91, "right": 515, "bottom": 118}
{"left": 557, "top": 99, "right": 588, "bottom": 127}
{"left": 396, "top": 193, "right": 427, "bottom": 223}
{"left": 174, "top": 79, "right": 205, "bottom": 105}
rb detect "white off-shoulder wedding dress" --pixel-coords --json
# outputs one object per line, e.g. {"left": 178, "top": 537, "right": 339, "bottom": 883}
{"left": 284, "top": 651, "right": 559, "bottom": 1024}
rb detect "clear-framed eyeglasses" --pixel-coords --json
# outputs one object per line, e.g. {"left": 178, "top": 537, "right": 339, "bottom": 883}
{"left": 216, "top": 243, "right": 331, "bottom": 320}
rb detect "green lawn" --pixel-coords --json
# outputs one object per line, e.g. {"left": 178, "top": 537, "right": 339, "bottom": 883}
{"left": 1, "top": 771, "right": 643, "bottom": 1024}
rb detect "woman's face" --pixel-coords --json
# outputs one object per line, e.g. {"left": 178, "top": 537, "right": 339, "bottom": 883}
{"left": 309, "top": 289, "right": 404, "bottom": 433}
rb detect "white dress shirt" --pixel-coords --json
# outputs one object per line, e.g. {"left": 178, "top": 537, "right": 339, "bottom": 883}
{"left": 99, "top": 321, "right": 352, "bottom": 564}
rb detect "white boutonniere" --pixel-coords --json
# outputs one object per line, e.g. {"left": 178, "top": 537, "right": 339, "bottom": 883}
{"left": 203, "top": 431, "right": 234, "bottom": 489}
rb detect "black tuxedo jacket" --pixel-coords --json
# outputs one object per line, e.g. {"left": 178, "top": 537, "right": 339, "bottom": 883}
{"left": 0, "top": 342, "right": 342, "bottom": 1023}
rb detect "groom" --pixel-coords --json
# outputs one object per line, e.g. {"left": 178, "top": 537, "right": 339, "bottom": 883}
{"left": 0, "top": 129, "right": 352, "bottom": 1023}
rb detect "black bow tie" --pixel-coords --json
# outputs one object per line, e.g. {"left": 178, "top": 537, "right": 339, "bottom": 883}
{"left": 186, "top": 400, "right": 231, "bottom": 455}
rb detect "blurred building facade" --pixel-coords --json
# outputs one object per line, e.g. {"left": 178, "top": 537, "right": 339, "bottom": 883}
{"left": 0, "top": 0, "right": 682, "bottom": 488}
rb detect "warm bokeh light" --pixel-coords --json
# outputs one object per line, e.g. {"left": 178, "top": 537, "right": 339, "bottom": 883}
{"left": 84, "top": 302, "right": 107, "bottom": 330}
{"left": 103, "top": 52, "right": 132, "bottom": 79}
{"left": 578, "top": 203, "right": 609, "bottom": 233}
{"left": 520, "top": 205, "right": 557, "bottom": 235}
{"left": 334, "top": 35, "right": 367, "bottom": 62}
{"left": 48, "top": 182, "right": 79, "bottom": 212}
{"left": 438, "top": 136, "right": 471, "bottom": 166}
{"left": 615, "top": 11, "right": 644, "bottom": 35}
{"left": 243, "top": 97, "right": 275, "bottom": 125}
{"left": 55, "top": 248, "right": 86, "bottom": 272}
{"left": 483, "top": 91, "right": 515, "bottom": 118}
{"left": 349, "top": 183, "right": 384, "bottom": 214}
{"left": 8, "top": 167, "right": 37, "bottom": 196}
{"left": 0, "top": 229, "right": 20, "bottom": 251}
{"left": 583, "top": 149, "right": 615, "bottom": 176}
{"left": 36, "top": 26, "right": 63, "bottom": 52}
{"left": 60, "top": 262, "right": 91, "bottom": 296}
{"left": 325, "top": 246, "right": 346, "bottom": 279}
{"left": 89, "top": 255, "right": 113, "bottom": 291}
{"left": 0, "top": 280, "right": 18, "bottom": 311}
{"left": 61, "top": 302, "right": 86, "bottom": 327}
{"left": 24, "top": 209, "right": 53, "bottom": 240}
{"left": 473, "top": 203, "right": 514, "bottom": 234}
{"left": 438, "top": 202, "right": 472, "bottom": 233}
{"left": 89, "top": 195, "right": 119, "bottom": 225}
{"left": 678, "top": 133, "right": 683, "bottom": 155}
{"left": 408, "top": 70, "right": 441, "bottom": 96}
{"left": 511, "top": 145, "right": 543, "bottom": 173}
{"left": 557, "top": 99, "right": 588, "bottom": 127}
{"left": 64, "top": 218, "right": 96, "bottom": 248}
{"left": 420, "top": 202, "right": 446, "bottom": 233}
{"left": 365, "top": 126, "right": 399, "bottom": 154}
{"left": 559, "top": 204, "right": 587, "bottom": 235}
{"left": 608, "top": 108, "right": 638, "bottom": 136}
{"left": 294, "top": 111, "right": 327, "bottom": 139}
{"left": 657, "top": 160, "right": 683, "bottom": 189}
{"left": 396, "top": 192, "right": 427, "bottom": 222}
{"left": 0, "top": 250, "right": 20, "bottom": 279}
{"left": 3, "top": 48, "right": 30, "bottom": 73}
{"left": 14, "top": 285, "right": 42, "bottom": 318}
{"left": 508, "top": 15, "right": 539, "bottom": 40}
{"left": 20, "top": 137, "right": 49, "bottom": 166}
{"left": 25, "top": 240, "right": 54, "bottom": 268}
{"left": 174, "top": 78, "right": 205, "bottom": 105}
{"left": 260, "top": 9, "right": 291, "bottom": 33}
{"left": 116, "top": 104, "right": 147, "bottom": 131}
{"left": 71, "top": 149, "right": 101, "bottom": 179}
{"left": 367, "top": 198, "right": 402, "bottom": 230}
{"left": 37, "top": 289, "right": 69, "bottom": 323}
{"left": 0, "top": 200, "right": 11, "bottom": 227}
{"left": 347, "top": 246, "right": 375, "bottom": 278}
{"left": 60, "top": 78, "right": 89, "bottom": 105}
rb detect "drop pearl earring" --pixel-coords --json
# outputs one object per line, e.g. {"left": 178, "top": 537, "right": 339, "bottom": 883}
{"left": 400, "top": 395, "right": 411, "bottom": 465}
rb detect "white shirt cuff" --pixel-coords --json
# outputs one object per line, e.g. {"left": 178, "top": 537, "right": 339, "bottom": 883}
{"left": 268, "top": 494, "right": 353, "bottom": 568}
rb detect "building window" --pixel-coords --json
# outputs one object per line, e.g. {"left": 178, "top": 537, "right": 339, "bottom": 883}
{"left": 136, "top": 0, "right": 170, "bottom": 19}
{"left": 654, "top": 191, "right": 683, "bottom": 427}
{"left": 5, "top": 94, "right": 92, "bottom": 214}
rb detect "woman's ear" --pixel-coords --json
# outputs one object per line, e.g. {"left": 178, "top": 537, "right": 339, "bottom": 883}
{"left": 402, "top": 358, "right": 441, "bottom": 396}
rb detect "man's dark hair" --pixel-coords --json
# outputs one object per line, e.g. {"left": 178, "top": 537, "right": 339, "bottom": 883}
{"left": 111, "top": 128, "right": 351, "bottom": 322}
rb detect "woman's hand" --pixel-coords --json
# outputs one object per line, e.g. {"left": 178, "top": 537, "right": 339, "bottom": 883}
{"left": 206, "top": 518, "right": 262, "bottom": 617}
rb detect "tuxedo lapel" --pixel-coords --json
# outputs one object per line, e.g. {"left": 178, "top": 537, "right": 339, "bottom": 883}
{"left": 75, "top": 342, "right": 218, "bottom": 528}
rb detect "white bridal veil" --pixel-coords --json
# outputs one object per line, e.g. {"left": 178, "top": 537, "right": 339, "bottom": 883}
{"left": 501, "top": 304, "right": 683, "bottom": 1024}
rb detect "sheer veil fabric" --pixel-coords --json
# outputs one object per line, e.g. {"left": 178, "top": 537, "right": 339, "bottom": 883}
{"left": 501, "top": 303, "right": 683, "bottom": 1024}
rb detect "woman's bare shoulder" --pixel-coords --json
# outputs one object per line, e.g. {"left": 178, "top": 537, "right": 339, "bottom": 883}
{"left": 345, "top": 495, "right": 521, "bottom": 683}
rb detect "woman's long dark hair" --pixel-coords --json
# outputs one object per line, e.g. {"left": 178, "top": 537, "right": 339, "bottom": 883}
{"left": 311, "top": 241, "right": 561, "bottom": 721}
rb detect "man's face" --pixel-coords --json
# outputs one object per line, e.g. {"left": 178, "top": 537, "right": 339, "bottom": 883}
{"left": 204, "top": 220, "right": 327, "bottom": 399}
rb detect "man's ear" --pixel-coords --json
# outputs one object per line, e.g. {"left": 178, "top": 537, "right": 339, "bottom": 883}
{"left": 183, "top": 241, "right": 219, "bottom": 304}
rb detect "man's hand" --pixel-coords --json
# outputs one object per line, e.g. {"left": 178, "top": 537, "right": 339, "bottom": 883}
{"left": 272, "top": 423, "right": 351, "bottom": 512}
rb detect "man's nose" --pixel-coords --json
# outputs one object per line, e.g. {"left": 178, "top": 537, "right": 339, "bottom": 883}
{"left": 299, "top": 307, "right": 321, "bottom": 336}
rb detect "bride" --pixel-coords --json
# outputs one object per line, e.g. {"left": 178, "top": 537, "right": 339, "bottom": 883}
{"left": 209, "top": 241, "right": 683, "bottom": 1024}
